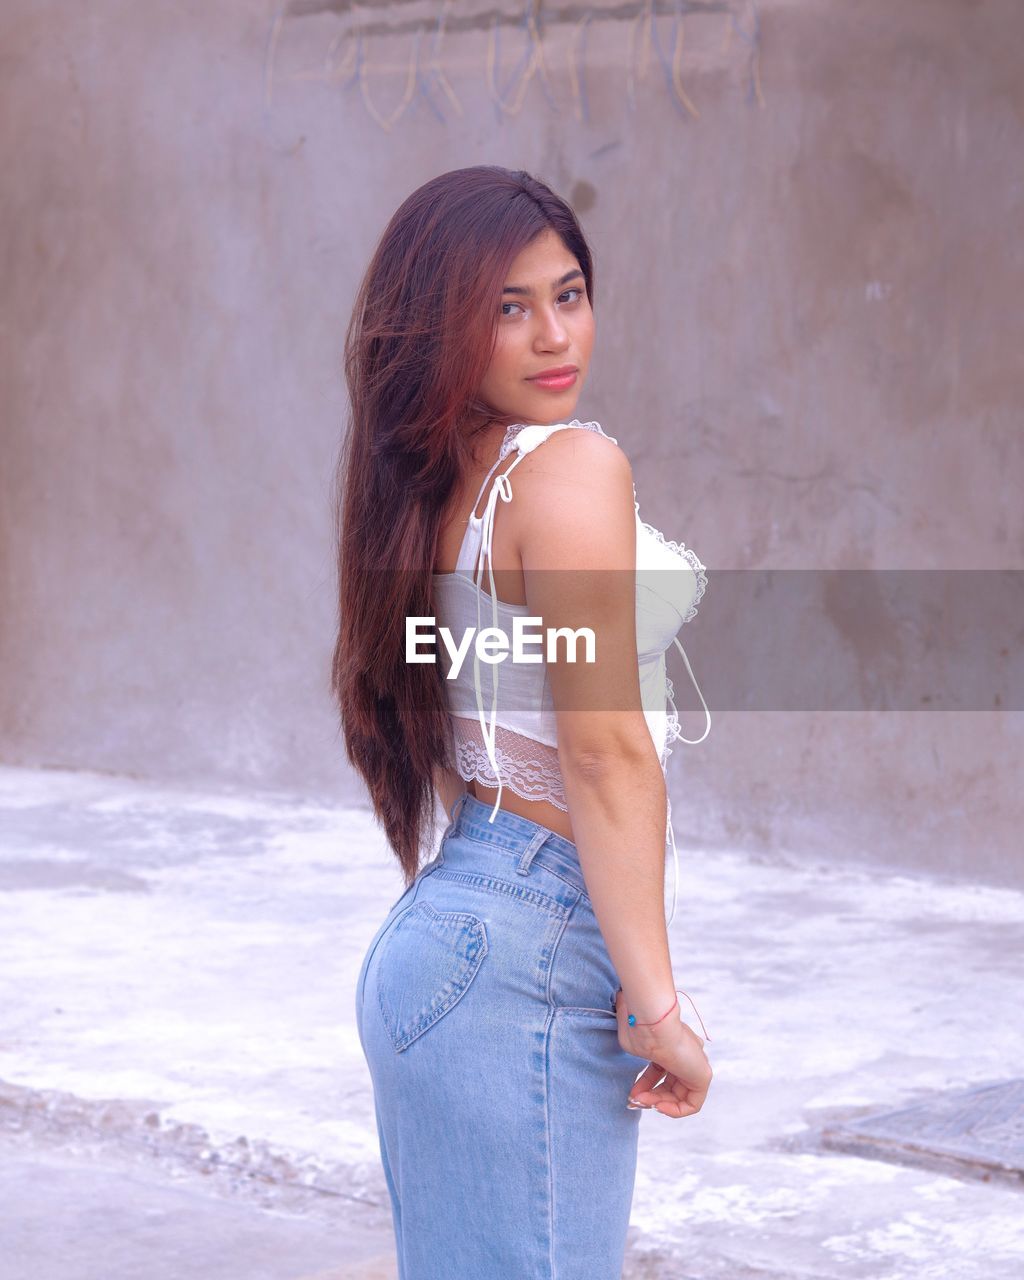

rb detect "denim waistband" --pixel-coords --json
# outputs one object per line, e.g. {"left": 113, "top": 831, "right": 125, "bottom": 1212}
{"left": 442, "top": 792, "right": 587, "bottom": 901}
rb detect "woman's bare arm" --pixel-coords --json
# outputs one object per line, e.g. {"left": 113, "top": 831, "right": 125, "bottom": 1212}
{"left": 514, "top": 430, "right": 678, "bottom": 1022}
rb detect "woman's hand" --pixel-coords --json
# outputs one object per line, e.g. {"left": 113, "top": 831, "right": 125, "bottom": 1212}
{"left": 615, "top": 988, "right": 713, "bottom": 1119}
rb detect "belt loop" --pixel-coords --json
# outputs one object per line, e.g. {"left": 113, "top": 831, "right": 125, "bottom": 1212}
{"left": 516, "top": 828, "right": 550, "bottom": 877}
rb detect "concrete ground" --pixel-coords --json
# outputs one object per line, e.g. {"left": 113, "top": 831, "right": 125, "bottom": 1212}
{"left": 0, "top": 1133, "right": 397, "bottom": 1280}
{"left": 1, "top": 764, "right": 1022, "bottom": 1280}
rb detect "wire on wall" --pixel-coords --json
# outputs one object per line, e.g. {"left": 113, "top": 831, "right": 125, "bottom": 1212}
{"left": 264, "top": 0, "right": 765, "bottom": 130}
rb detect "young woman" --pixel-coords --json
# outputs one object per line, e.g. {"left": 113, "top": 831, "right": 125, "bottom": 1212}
{"left": 332, "top": 165, "right": 712, "bottom": 1279}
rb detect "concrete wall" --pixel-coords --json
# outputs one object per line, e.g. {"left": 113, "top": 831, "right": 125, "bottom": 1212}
{"left": 1, "top": 0, "right": 1021, "bottom": 884}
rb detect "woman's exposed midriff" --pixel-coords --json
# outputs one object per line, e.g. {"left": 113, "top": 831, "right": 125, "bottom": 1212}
{"left": 435, "top": 763, "right": 576, "bottom": 845}
{"left": 465, "top": 778, "right": 576, "bottom": 843}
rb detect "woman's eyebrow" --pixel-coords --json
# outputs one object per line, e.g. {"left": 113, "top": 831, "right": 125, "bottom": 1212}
{"left": 502, "top": 269, "right": 584, "bottom": 296}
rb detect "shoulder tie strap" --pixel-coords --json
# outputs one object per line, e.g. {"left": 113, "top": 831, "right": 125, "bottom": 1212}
{"left": 468, "top": 452, "right": 507, "bottom": 522}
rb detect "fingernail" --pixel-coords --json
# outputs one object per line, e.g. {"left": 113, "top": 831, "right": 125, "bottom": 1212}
{"left": 626, "top": 1100, "right": 648, "bottom": 1110}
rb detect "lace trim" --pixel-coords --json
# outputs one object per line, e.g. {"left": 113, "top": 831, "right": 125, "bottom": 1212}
{"left": 454, "top": 713, "right": 674, "bottom": 844}
{"left": 499, "top": 426, "right": 707, "bottom": 625}
{"left": 662, "top": 700, "right": 682, "bottom": 765}
{"left": 450, "top": 711, "right": 683, "bottom": 814}
{"left": 632, "top": 484, "right": 708, "bottom": 625}
{"left": 498, "top": 418, "right": 614, "bottom": 462}
{"left": 450, "top": 717, "right": 570, "bottom": 812}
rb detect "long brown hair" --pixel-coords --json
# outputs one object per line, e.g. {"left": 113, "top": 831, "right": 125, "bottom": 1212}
{"left": 330, "top": 166, "right": 595, "bottom": 885}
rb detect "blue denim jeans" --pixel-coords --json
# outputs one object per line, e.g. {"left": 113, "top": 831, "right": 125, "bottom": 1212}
{"left": 355, "top": 791, "right": 647, "bottom": 1279}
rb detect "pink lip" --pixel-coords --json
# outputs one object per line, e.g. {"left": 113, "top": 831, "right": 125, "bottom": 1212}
{"left": 528, "top": 370, "right": 578, "bottom": 390}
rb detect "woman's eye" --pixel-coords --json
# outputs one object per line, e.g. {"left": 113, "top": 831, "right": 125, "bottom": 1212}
{"left": 500, "top": 289, "right": 584, "bottom": 318}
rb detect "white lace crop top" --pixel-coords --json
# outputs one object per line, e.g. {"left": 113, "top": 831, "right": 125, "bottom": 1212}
{"left": 430, "top": 419, "right": 710, "bottom": 927}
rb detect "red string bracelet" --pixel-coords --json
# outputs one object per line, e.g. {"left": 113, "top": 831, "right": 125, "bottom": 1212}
{"left": 625, "top": 988, "right": 712, "bottom": 1042}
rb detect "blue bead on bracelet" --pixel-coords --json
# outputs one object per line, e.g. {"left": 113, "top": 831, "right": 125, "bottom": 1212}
{"left": 623, "top": 990, "right": 712, "bottom": 1040}
{"left": 626, "top": 994, "right": 678, "bottom": 1028}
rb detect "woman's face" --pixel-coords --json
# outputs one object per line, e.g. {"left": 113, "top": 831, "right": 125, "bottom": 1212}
{"left": 477, "top": 227, "right": 595, "bottom": 428}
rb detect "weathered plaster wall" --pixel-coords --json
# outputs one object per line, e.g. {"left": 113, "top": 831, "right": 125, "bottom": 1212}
{"left": 1, "top": 0, "right": 1021, "bottom": 882}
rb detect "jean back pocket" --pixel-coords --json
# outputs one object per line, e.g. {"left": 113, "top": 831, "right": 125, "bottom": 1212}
{"left": 375, "top": 900, "right": 488, "bottom": 1053}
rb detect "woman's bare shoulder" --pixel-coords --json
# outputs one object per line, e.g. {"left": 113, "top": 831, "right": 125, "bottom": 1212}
{"left": 509, "top": 426, "right": 636, "bottom": 571}
{"left": 510, "top": 424, "right": 631, "bottom": 494}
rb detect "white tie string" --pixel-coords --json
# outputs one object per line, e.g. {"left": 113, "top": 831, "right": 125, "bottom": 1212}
{"left": 668, "top": 635, "right": 711, "bottom": 744}
{"left": 472, "top": 452, "right": 530, "bottom": 823}
{"left": 662, "top": 636, "right": 711, "bottom": 927}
